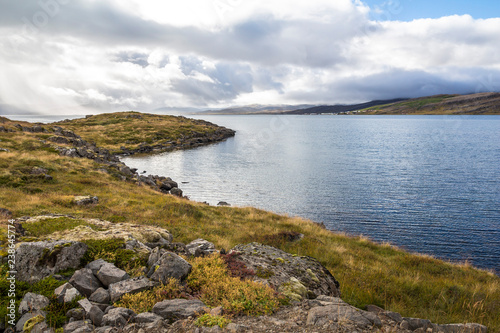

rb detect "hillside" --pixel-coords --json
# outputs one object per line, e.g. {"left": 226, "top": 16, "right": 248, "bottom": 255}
{"left": 360, "top": 92, "right": 500, "bottom": 115}
{"left": 0, "top": 112, "right": 499, "bottom": 332}
{"left": 199, "top": 104, "right": 315, "bottom": 115}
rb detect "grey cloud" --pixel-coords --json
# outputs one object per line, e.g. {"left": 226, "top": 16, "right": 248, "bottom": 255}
{"left": 113, "top": 51, "right": 151, "bottom": 68}
{"left": 290, "top": 68, "right": 500, "bottom": 103}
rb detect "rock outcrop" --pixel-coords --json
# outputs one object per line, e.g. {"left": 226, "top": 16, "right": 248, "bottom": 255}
{"left": 229, "top": 242, "right": 340, "bottom": 300}
{"left": 15, "top": 240, "right": 88, "bottom": 283}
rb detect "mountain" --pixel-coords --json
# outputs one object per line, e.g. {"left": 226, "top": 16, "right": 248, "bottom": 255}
{"left": 357, "top": 92, "right": 500, "bottom": 115}
{"left": 198, "top": 104, "right": 316, "bottom": 115}
{"left": 284, "top": 98, "right": 408, "bottom": 114}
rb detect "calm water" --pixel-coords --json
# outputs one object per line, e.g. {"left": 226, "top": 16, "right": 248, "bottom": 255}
{"left": 120, "top": 115, "right": 500, "bottom": 273}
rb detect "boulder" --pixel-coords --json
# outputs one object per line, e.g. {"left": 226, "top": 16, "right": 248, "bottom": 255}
{"left": 229, "top": 243, "right": 340, "bottom": 300}
{"left": 89, "top": 288, "right": 110, "bottom": 304}
{"left": 146, "top": 252, "right": 191, "bottom": 283}
{"left": 16, "top": 312, "right": 45, "bottom": 332}
{"left": 170, "top": 188, "right": 183, "bottom": 197}
{"left": 18, "top": 293, "right": 50, "bottom": 315}
{"left": 108, "top": 277, "right": 156, "bottom": 303}
{"left": 86, "top": 259, "right": 108, "bottom": 275}
{"left": 134, "top": 312, "right": 163, "bottom": 324}
{"left": 15, "top": 241, "right": 88, "bottom": 283}
{"left": 306, "top": 296, "right": 381, "bottom": 328}
{"left": 152, "top": 299, "right": 206, "bottom": 322}
{"left": 74, "top": 196, "right": 98, "bottom": 206}
{"left": 101, "top": 308, "right": 136, "bottom": 327}
{"left": 96, "top": 263, "right": 129, "bottom": 287}
{"left": 63, "top": 320, "right": 93, "bottom": 333}
{"left": 70, "top": 268, "right": 104, "bottom": 297}
{"left": 217, "top": 201, "right": 230, "bottom": 206}
{"left": 186, "top": 238, "right": 216, "bottom": 257}
{"left": 147, "top": 247, "right": 166, "bottom": 269}
{"left": 54, "top": 283, "right": 81, "bottom": 304}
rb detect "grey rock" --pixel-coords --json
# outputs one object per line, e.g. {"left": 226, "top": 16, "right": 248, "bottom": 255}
{"left": 96, "top": 263, "right": 129, "bottom": 287}
{"left": 74, "top": 196, "right": 98, "bottom": 206}
{"left": 147, "top": 247, "right": 166, "bottom": 269}
{"left": 152, "top": 298, "right": 206, "bottom": 322}
{"left": 87, "top": 305, "right": 104, "bottom": 327}
{"left": 225, "top": 323, "right": 248, "bottom": 332}
{"left": 70, "top": 268, "right": 104, "bottom": 297}
{"left": 15, "top": 241, "right": 88, "bottom": 283}
{"left": 30, "top": 321, "right": 54, "bottom": 333}
{"left": 186, "top": 238, "right": 216, "bottom": 257}
{"left": 16, "top": 311, "right": 45, "bottom": 332}
{"left": 63, "top": 320, "right": 93, "bottom": 333}
{"left": 89, "top": 288, "right": 110, "bottom": 304}
{"left": 66, "top": 308, "right": 85, "bottom": 321}
{"left": 306, "top": 297, "right": 381, "bottom": 328}
{"left": 54, "top": 283, "right": 81, "bottom": 304}
{"left": 0, "top": 207, "right": 13, "bottom": 217}
{"left": 230, "top": 243, "right": 340, "bottom": 300}
{"left": 77, "top": 298, "right": 93, "bottom": 314}
{"left": 382, "top": 310, "right": 403, "bottom": 323}
{"left": 217, "top": 201, "right": 230, "bottom": 206}
{"left": 86, "top": 259, "right": 108, "bottom": 275}
{"left": 134, "top": 312, "right": 163, "bottom": 324}
{"left": 108, "top": 277, "right": 157, "bottom": 303}
{"left": 403, "top": 317, "right": 432, "bottom": 331}
{"left": 434, "top": 323, "right": 488, "bottom": 333}
{"left": 101, "top": 308, "right": 136, "bottom": 327}
{"left": 19, "top": 293, "right": 50, "bottom": 315}
{"left": 170, "top": 188, "right": 183, "bottom": 197}
{"left": 147, "top": 251, "right": 192, "bottom": 283}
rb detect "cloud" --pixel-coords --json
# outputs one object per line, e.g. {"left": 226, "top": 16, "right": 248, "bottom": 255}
{"left": 0, "top": 0, "right": 498, "bottom": 114}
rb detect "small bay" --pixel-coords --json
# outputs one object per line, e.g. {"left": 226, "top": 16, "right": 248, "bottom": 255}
{"left": 122, "top": 115, "right": 500, "bottom": 273}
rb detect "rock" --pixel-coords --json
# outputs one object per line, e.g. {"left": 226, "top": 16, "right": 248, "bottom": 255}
{"left": 102, "top": 308, "right": 136, "bottom": 327}
{"left": 86, "top": 259, "right": 108, "bottom": 275}
{"left": 54, "top": 283, "right": 81, "bottom": 304}
{"left": 70, "top": 268, "right": 104, "bottom": 297}
{"left": 16, "top": 312, "right": 45, "bottom": 332}
{"left": 96, "top": 263, "right": 129, "bottom": 287}
{"left": 88, "top": 305, "right": 104, "bottom": 327}
{"left": 306, "top": 297, "right": 381, "bottom": 328}
{"left": 279, "top": 277, "right": 308, "bottom": 302}
{"left": 186, "top": 238, "right": 216, "bottom": 257}
{"left": 403, "top": 317, "right": 432, "bottom": 331}
{"left": 365, "top": 304, "right": 384, "bottom": 313}
{"left": 217, "top": 201, "right": 230, "bottom": 206}
{"left": 147, "top": 247, "right": 166, "bottom": 269}
{"left": 74, "top": 196, "right": 98, "bottom": 206}
{"left": 29, "top": 320, "right": 54, "bottom": 333}
{"left": 30, "top": 167, "right": 48, "bottom": 175}
{"left": 152, "top": 299, "right": 206, "bottom": 322}
{"left": 382, "top": 310, "right": 404, "bottom": 323}
{"left": 66, "top": 308, "right": 85, "bottom": 321}
{"left": 134, "top": 312, "right": 163, "bottom": 324}
{"left": 146, "top": 251, "right": 192, "bottom": 283}
{"left": 0, "top": 207, "right": 12, "bottom": 218}
{"left": 63, "top": 320, "right": 93, "bottom": 333}
{"left": 18, "top": 293, "right": 50, "bottom": 315}
{"left": 434, "top": 323, "right": 488, "bottom": 333}
{"left": 108, "top": 277, "right": 156, "bottom": 303}
{"left": 170, "top": 188, "right": 183, "bottom": 197}
{"left": 15, "top": 241, "right": 88, "bottom": 283}
{"left": 77, "top": 298, "right": 93, "bottom": 314}
{"left": 229, "top": 243, "right": 340, "bottom": 300}
{"left": 89, "top": 288, "right": 110, "bottom": 304}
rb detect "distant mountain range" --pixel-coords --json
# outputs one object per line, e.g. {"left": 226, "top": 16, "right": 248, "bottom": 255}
{"left": 195, "top": 92, "right": 500, "bottom": 115}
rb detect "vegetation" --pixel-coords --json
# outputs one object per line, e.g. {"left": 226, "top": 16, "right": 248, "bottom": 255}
{"left": 115, "top": 278, "right": 185, "bottom": 313}
{"left": 360, "top": 92, "right": 500, "bottom": 115}
{"left": 0, "top": 114, "right": 499, "bottom": 331}
{"left": 54, "top": 112, "right": 221, "bottom": 153}
{"left": 195, "top": 314, "right": 231, "bottom": 328}
{"left": 187, "top": 254, "right": 281, "bottom": 316}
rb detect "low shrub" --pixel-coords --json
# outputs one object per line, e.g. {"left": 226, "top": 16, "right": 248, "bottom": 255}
{"left": 114, "top": 278, "right": 185, "bottom": 313}
{"left": 195, "top": 314, "right": 231, "bottom": 328}
{"left": 188, "top": 254, "right": 280, "bottom": 316}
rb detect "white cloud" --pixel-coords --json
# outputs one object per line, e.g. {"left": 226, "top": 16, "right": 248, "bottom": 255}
{"left": 0, "top": 0, "right": 498, "bottom": 115}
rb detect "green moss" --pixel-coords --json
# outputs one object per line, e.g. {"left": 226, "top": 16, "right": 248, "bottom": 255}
{"left": 23, "top": 314, "right": 45, "bottom": 333}
{"left": 81, "top": 238, "right": 147, "bottom": 270}
{"left": 195, "top": 314, "right": 231, "bottom": 328}
{"left": 306, "top": 269, "right": 320, "bottom": 283}
{"left": 255, "top": 267, "right": 275, "bottom": 279}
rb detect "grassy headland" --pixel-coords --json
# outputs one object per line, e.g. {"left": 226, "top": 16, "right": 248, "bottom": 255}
{"left": 0, "top": 113, "right": 499, "bottom": 331}
{"left": 360, "top": 92, "right": 500, "bottom": 115}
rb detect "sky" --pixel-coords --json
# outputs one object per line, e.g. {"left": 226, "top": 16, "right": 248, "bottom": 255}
{"left": 0, "top": 0, "right": 499, "bottom": 115}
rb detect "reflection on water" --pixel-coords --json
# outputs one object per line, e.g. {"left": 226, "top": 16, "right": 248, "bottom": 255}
{"left": 121, "top": 115, "right": 499, "bottom": 273}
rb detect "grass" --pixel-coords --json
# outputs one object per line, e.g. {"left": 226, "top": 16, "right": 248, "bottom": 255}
{"left": 52, "top": 112, "right": 223, "bottom": 153}
{"left": 0, "top": 114, "right": 499, "bottom": 331}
